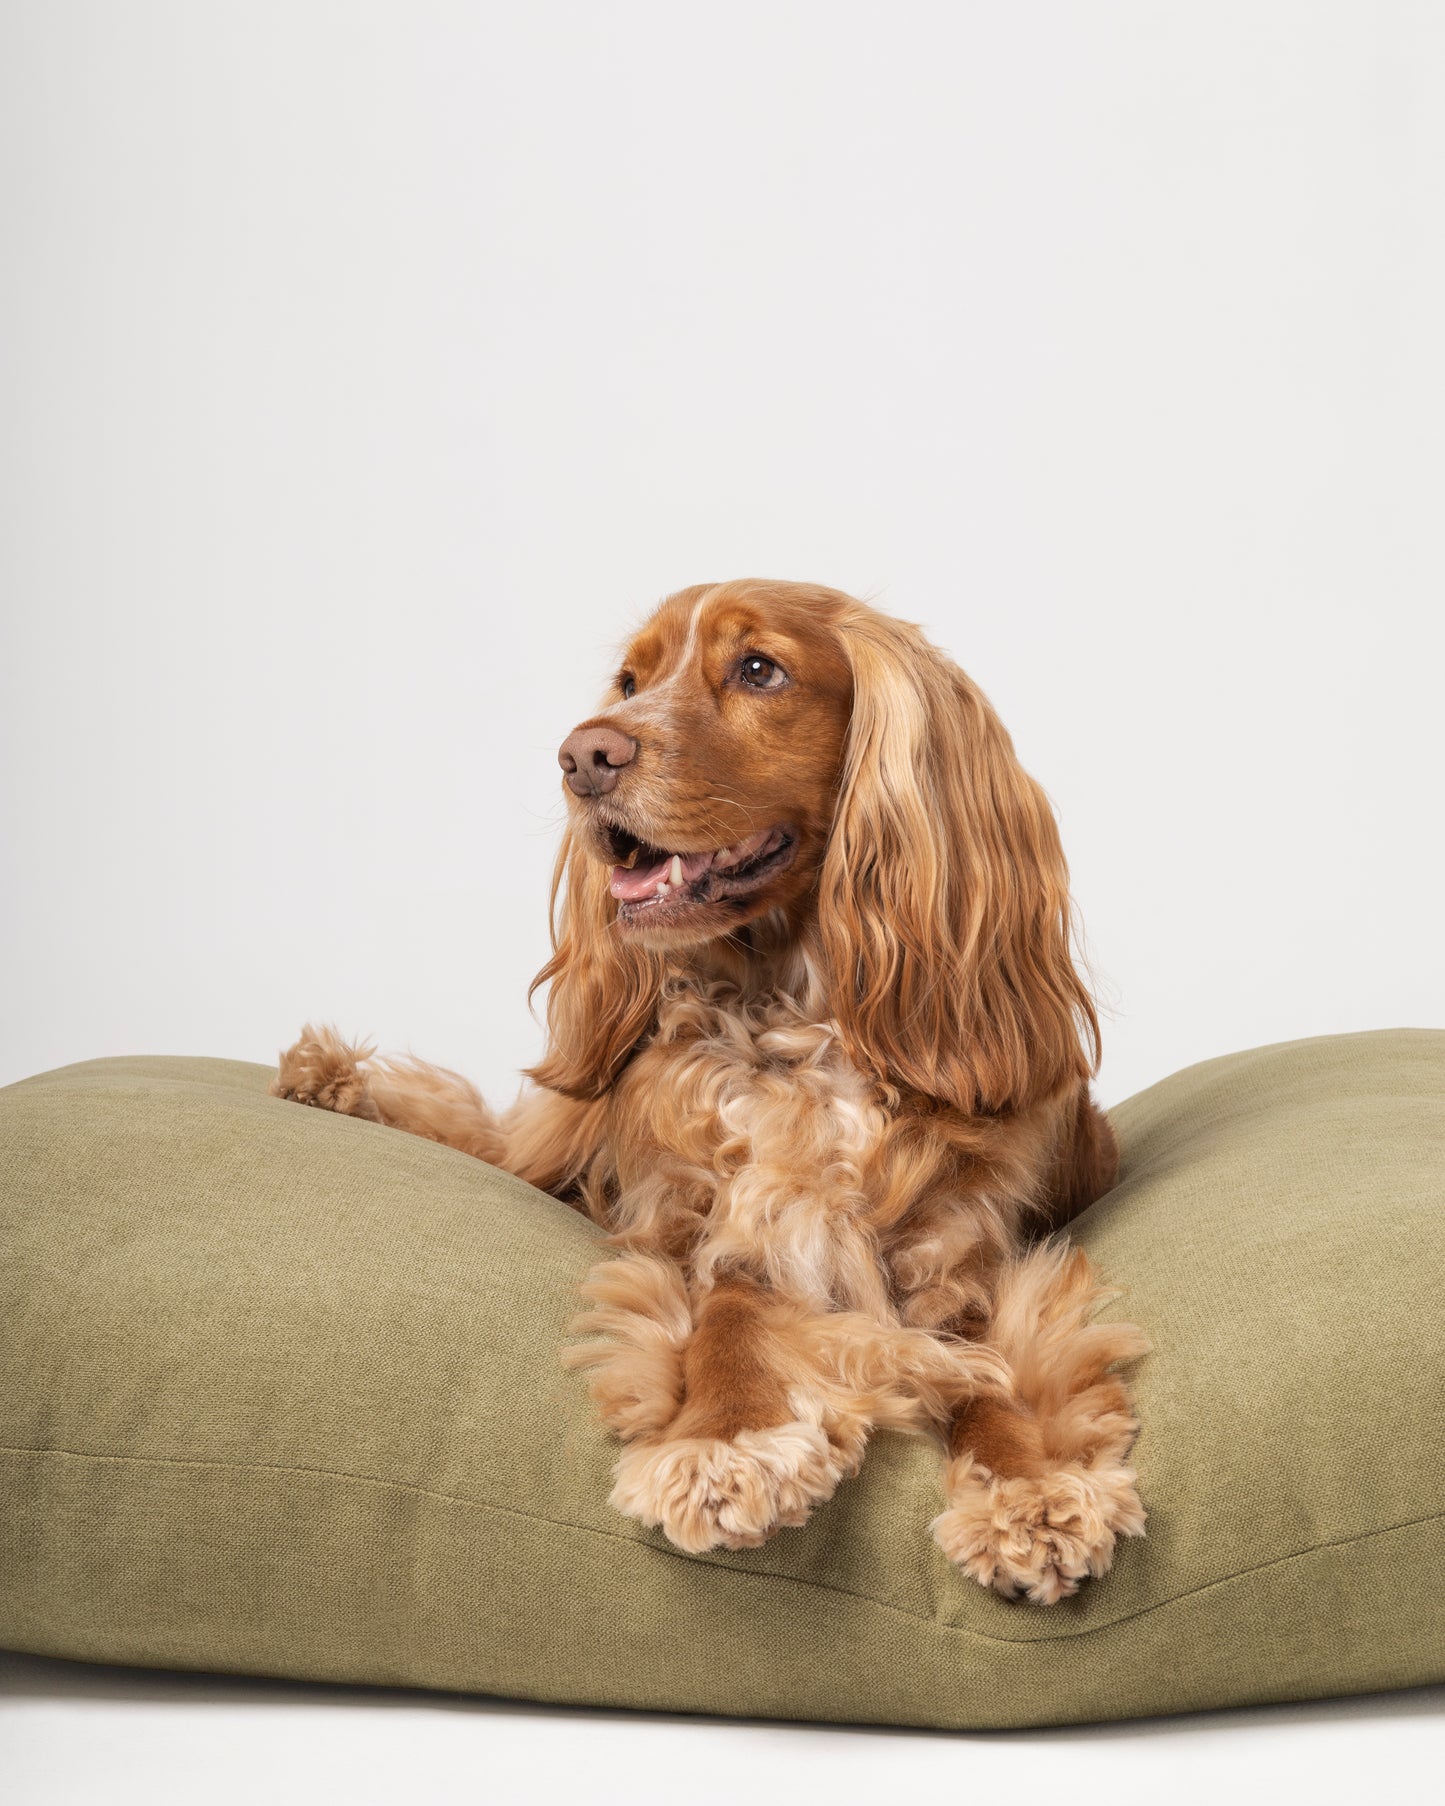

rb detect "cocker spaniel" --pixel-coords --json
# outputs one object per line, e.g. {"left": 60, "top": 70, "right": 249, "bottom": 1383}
{"left": 274, "top": 579, "right": 1146, "bottom": 1604}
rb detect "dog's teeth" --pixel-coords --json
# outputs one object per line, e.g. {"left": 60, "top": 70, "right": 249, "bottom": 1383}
{"left": 668, "top": 854, "right": 683, "bottom": 886}
{"left": 656, "top": 879, "right": 670, "bottom": 898}
{"left": 621, "top": 846, "right": 639, "bottom": 869}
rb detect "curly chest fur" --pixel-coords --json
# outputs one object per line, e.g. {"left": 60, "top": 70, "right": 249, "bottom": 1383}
{"left": 594, "top": 988, "right": 881, "bottom": 1296}
{"left": 591, "top": 986, "right": 1008, "bottom": 1319}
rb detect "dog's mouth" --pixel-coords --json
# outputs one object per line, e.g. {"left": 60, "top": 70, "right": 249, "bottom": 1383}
{"left": 603, "top": 822, "right": 797, "bottom": 924}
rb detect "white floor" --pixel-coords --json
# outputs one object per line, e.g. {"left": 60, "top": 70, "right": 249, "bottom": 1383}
{"left": 2, "top": 1651, "right": 1442, "bottom": 1806}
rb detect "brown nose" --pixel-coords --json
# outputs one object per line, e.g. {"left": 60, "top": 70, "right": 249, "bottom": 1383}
{"left": 558, "top": 724, "right": 637, "bottom": 797}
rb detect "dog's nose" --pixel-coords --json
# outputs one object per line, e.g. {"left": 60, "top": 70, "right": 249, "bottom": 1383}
{"left": 558, "top": 724, "right": 638, "bottom": 797}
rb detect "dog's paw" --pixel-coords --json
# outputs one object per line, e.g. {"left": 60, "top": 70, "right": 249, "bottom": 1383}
{"left": 932, "top": 1457, "right": 1145, "bottom": 1605}
{"left": 271, "top": 1025, "right": 382, "bottom": 1122}
{"left": 609, "top": 1421, "right": 849, "bottom": 1553}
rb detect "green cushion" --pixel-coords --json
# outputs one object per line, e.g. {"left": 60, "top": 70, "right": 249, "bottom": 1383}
{"left": 2, "top": 1030, "right": 1442, "bottom": 1728}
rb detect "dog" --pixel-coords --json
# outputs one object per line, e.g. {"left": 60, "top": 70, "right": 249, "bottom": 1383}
{"left": 273, "top": 579, "right": 1146, "bottom": 1603}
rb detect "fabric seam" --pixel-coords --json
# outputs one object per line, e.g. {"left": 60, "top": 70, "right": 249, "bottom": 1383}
{"left": 4, "top": 1441, "right": 1443, "bottom": 1647}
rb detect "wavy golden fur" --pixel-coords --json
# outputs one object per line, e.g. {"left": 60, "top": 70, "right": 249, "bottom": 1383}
{"left": 274, "top": 580, "right": 1146, "bottom": 1602}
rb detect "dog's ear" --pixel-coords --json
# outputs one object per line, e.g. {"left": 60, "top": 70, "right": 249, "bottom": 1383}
{"left": 526, "top": 825, "right": 663, "bottom": 1100}
{"left": 816, "top": 610, "right": 1099, "bottom": 1115}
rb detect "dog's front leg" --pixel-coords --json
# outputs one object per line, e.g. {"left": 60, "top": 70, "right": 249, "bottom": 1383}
{"left": 933, "top": 1242, "right": 1149, "bottom": 1603}
{"left": 271, "top": 1024, "right": 505, "bottom": 1163}
{"left": 568, "top": 1263, "right": 868, "bottom": 1552}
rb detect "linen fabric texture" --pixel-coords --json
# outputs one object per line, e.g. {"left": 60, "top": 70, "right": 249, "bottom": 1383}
{"left": 2, "top": 1029, "right": 1442, "bottom": 1728}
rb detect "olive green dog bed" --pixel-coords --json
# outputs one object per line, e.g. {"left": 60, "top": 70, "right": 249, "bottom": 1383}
{"left": 2, "top": 1030, "right": 1442, "bottom": 1728}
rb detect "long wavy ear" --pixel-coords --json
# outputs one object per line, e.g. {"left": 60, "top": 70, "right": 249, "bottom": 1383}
{"left": 525, "top": 826, "right": 664, "bottom": 1099}
{"left": 816, "top": 608, "right": 1099, "bottom": 1116}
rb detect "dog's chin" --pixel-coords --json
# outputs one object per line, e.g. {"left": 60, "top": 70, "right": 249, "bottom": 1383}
{"left": 589, "top": 818, "right": 801, "bottom": 945}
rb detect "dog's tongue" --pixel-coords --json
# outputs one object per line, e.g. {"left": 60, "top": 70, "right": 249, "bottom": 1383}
{"left": 610, "top": 853, "right": 671, "bottom": 902}
{"left": 610, "top": 847, "right": 720, "bottom": 902}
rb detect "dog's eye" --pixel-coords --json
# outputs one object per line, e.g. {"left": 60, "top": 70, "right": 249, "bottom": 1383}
{"left": 619, "top": 672, "right": 636, "bottom": 699}
{"left": 738, "top": 654, "right": 786, "bottom": 690}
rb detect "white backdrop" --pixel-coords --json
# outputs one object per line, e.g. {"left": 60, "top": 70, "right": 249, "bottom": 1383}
{"left": 5, "top": 8, "right": 1445, "bottom": 1799}
{"left": 3, "top": 2, "right": 1443, "bottom": 1112}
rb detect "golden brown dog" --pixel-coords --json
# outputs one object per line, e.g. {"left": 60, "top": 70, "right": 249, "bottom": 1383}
{"left": 274, "top": 579, "right": 1146, "bottom": 1603}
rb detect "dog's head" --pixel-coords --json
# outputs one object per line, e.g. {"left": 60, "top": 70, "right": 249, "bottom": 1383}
{"left": 530, "top": 580, "right": 1098, "bottom": 1115}
{"left": 557, "top": 581, "right": 853, "bottom": 946}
